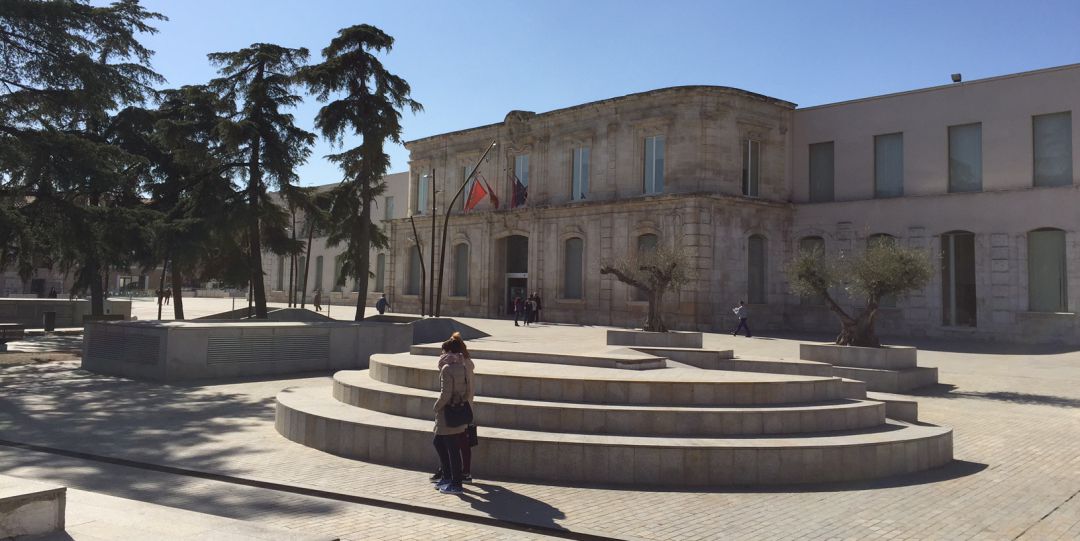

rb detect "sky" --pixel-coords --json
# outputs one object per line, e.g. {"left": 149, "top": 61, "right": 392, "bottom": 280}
{"left": 137, "top": 0, "right": 1080, "bottom": 186}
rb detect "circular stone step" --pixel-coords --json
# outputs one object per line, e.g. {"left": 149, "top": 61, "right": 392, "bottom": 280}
{"left": 276, "top": 385, "right": 953, "bottom": 487}
{"left": 332, "top": 370, "right": 887, "bottom": 436}
{"left": 369, "top": 353, "right": 847, "bottom": 406}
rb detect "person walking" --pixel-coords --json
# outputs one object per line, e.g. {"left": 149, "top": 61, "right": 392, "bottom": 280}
{"left": 513, "top": 296, "right": 523, "bottom": 326}
{"left": 532, "top": 291, "right": 542, "bottom": 324}
{"left": 313, "top": 290, "right": 323, "bottom": 312}
{"left": 732, "top": 301, "right": 752, "bottom": 337}
{"left": 47, "top": 288, "right": 58, "bottom": 299}
{"left": 524, "top": 295, "right": 536, "bottom": 326}
{"left": 431, "top": 335, "right": 472, "bottom": 494}
{"left": 375, "top": 294, "right": 390, "bottom": 315}
{"left": 164, "top": 288, "right": 171, "bottom": 305}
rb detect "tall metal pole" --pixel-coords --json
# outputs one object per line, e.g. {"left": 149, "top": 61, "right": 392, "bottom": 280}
{"left": 408, "top": 215, "right": 426, "bottom": 316}
{"left": 428, "top": 169, "right": 436, "bottom": 318}
{"left": 435, "top": 140, "right": 496, "bottom": 317}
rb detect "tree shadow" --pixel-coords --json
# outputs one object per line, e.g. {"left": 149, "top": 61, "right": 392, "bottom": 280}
{"left": 911, "top": 385, "right": 1080, "bottom": 408}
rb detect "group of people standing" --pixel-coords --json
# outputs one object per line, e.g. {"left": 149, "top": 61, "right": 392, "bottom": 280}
{"left": 512, "top": 292, "right": 543, "bottom": 327}
{"left": 430, "top": 332, "right": 476, "bottom": 494}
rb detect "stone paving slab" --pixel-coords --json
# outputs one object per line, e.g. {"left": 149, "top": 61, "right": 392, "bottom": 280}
{"left": 0, "top": 313, "right": 1078, "bottom": 540}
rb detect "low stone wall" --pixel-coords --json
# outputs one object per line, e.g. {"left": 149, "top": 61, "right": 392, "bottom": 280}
{"left": 799, "top": 343, "right": 917, "bottom": 370}
{"left": 82, "top": 319, "right": 412, "bottom": 382}
{"left": 606, "top": 329, "right": 703, "bottom": 348}
{"left": 0, "top": 476, "right": 66, "bottom": 539}
{"left": 0, "top": 298, "right": 130, "bottom": 328}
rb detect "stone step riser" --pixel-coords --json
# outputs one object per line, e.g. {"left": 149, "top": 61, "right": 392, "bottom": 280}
{"left": 408, "top": 345, "right": 665, "bottom": 370}
{"left": 370, "top": 358, "right": 845, "bottom": 406}
{"left": 832, "top": 367, "right": 939, "bottom": 393}
{"left": 626, "top": 347, "right": 734, "bottom": 364}
{"left": 276, "top": 400, "right": 954, "bottom": 487}
{"left": 332, "top": 378, "right": 888, "bottom": 436}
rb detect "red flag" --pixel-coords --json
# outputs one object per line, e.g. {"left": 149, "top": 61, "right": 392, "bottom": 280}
{"left": 480, "top": 174, "right": 499, "bottom": 209}
{"left": 464, "top": 178, "right": 487, "bottom": 211}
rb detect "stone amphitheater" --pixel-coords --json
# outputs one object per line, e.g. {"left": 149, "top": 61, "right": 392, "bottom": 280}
{"left": 275, "top": 331, "right": 952, "bottom": 487}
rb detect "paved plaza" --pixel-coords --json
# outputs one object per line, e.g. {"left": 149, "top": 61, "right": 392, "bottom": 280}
{"left": 1, "top": 299, "right": 1078, "bottom": 540}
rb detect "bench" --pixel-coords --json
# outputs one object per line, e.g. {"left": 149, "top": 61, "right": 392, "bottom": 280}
{"left": 0, "top": 323, "right": 26, "bottom": 351}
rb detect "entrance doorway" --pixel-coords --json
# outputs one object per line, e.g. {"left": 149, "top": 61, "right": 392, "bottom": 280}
{"left": 504, "top": 235, "right": 528, "bottom": 312}
{"left": 942, "top": 231, "right": 977, "bottom": 326}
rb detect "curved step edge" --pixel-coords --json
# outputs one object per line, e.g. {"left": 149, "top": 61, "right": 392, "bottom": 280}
{"left": 276, "top": 386, "right": 953, "bottom": 487}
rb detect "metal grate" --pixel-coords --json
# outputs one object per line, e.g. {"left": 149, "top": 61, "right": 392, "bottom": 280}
{"left": 86, "top": 331, "right": 160, "bottom": 365}
{"left": 206, "top": 334, "right": 329, "bottom": 365}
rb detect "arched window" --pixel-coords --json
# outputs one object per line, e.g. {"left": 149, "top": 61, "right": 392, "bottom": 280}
{"left": 867, "top": 234, "right": 898, "bottom": 307}
{"left": 333, "top": 254, "right": 345, "bottom": 292}
{"left": 406, "top": 248, "right": 422, "bottom": 295}
{"left": 374, "top": 253, "right": 386, "bottom": 292}
{"left": 314, "top": 256, "right": 324, "bottom": 291}
{"left": 452, "top": 243, "right": 469, "bottom": 297}
{"left": 798, "top": 236, "right": 825, "bottom": 305}
{"left": 564, "top": 237, "right": 584, "bottom": 299}
{"left": 634, "top": 234, "right": 659, "bottom": 300}
{"left": 748, "top": 235, "right": 767, "bottom": 304}
{"left": 1028, "top": 228, "right": 1068, "bottom": 312}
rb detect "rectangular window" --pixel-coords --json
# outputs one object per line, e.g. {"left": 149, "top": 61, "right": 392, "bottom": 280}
{"left": 514, "top": 154, "right": 529, "bottom": 187}
{"left": 296, "top": 257, "right": 307, "bottom": 292}
{"left": 874, "top": 133, "right": 904, "bottom": 198}
{"left": 314, "top": 256, "right": 324, "bottom": 291}
{"left": 461, "top": 166, "right": 473, "bottom": 211}
{"left": 384, "top": 196, "right": 395, "bottom": 221}
{"left": 374, "top": 253, "right": 386, "bottom": 292}
{"left": 643, "top": 135, "right": 665, "bottom": 194}
{"left": 742, "top": 140, "right": 760, "bottom": 197}
{"left": 332, "top": 254, "right": 344, "bottom": 292}
{"left": 1028, "top": 229, "right": 1068, "bottom": 312}
{"left": 571, "top": 146, "right": 589, "bottom": 200}
{"left": 406, "top": 249, "right": 421, "bottom": 295}
{"left": 1033, "top": 112, "right": 1073, "bottom": 187}
{"left": 416, "top": 174, "right": 430, "bottom": 214}
{"left": 948, "top": 123, "right": 982, "bottom": 193}
{"left": 808, "top": 142, "right": 835, "bottom": 202}
{"left": 276, "top": 256, "right": 285, "bottom": 291}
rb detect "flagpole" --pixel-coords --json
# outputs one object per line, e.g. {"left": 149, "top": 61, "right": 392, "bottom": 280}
{"left": 435, "top": 140, "right": 497, "bottom": 317}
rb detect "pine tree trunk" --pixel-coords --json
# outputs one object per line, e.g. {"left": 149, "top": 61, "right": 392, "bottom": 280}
{"left": 88, "top": 260, "right": 104, "bottom": 316}
{"left": 353, "top": 197, "right": 372, "bottom": 321}
{"left": 171, "top": 265, "right": 185, "bottom": 321}
{"left": 248, "top": 140, "right": 268, "bottom": 318}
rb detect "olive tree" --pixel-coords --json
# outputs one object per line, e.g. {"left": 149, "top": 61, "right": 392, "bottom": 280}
{"left": 600, "top": 245, "right": 696, "bottom": 332}
{"left": 787, "top": 240, "right": 932, "bottom": 347}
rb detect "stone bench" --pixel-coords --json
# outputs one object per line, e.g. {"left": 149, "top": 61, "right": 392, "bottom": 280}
{"left": 0, "top": 476, "right": 66, "bottom": 539}
{"left": 410, "top": 344, "right": 666, "bottom": 370}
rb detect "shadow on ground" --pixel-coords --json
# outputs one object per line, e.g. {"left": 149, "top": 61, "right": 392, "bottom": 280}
{"left": 912, "top": 384, "right": 1080, "bottom": 408}
{"left": 459, "top": 482, "right": 568, "bottom": 532}
{"left": 0, "top": 361, "right": 346, "bottom": 521}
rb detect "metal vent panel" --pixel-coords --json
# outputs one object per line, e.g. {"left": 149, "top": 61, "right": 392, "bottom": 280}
{"left": 87, "top": 332, "right": 160, "bottom": 365}
{"left": 206, "top": 334, "right": 329, "bottom": 365}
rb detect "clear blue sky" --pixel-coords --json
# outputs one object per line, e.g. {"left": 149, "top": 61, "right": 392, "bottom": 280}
{"left": 139, "top": 0, "right": 1080, "bottom": 186}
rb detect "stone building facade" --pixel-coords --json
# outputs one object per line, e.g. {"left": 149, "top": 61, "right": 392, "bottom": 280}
{"left": 379, "top": 64, "right": 1078, "bottom": 345}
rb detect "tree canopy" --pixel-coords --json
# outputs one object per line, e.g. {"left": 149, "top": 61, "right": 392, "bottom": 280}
{"left": 787, "top": 240, "right": 932, "bottom": 347}
{"left": 600, "top": 244, "right": 696, "bottom": 332}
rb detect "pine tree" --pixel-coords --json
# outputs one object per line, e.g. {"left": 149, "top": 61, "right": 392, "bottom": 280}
{"left": 0, "top": 0, "right": 165, "bottom": 314}
{"left": 208, "top": 43, "right": 314, "bottom": 318}
{"left": 301, "top": 25, "right": 421, "bottom": 320}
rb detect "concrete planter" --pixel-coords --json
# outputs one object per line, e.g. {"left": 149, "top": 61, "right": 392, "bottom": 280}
{"left": 606, "top": 329, "right": 703, "bottom": 348}
{"left": 799, "top": 343, "right": 938, "bottom": 393}
{"left": 799, "top": 343, "right": 917, "bottom": 370}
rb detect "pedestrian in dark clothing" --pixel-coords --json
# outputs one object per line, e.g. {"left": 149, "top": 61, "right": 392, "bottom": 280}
{"left": 524, "top": 295, "right": 536, "bottom": 326}
{"left": 47, "top": 288, "right": 58, "bottom": 298}
{"left": 313, "top": 290, "right": 323, "bottom": 312}
{"left": 532, "top": 291, "right": 542, "bottom": 323}
{"left": 376, "top": 294, "right": 390, "bottom": 314}
{"left": 513, "top": 297, "right": 523, "bottom": 326}
{"left": 732, "top": 301, "right": 752, "bottom": 337}
{"left": 164, "top": 288, "right": 171, "bottom": 305}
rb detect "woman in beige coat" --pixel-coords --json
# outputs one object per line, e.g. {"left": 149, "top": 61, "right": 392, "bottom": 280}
{"left": 432, "top": 335, "right": 472, "bottom": 494}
